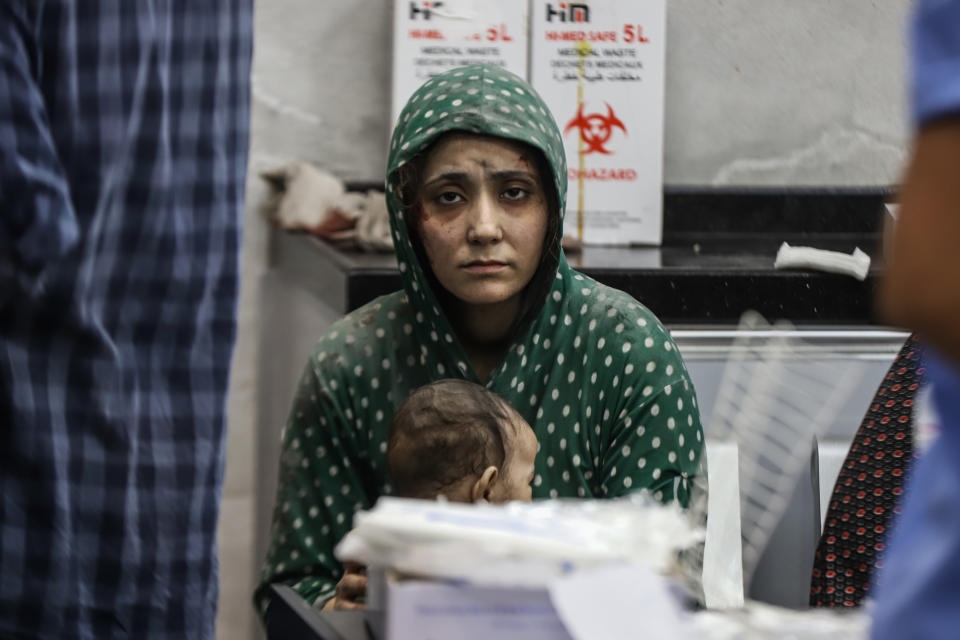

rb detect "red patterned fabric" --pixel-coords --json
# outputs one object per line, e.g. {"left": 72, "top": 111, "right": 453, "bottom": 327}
{"left": 809, "top": 335, "right": 925, "bottom": 608}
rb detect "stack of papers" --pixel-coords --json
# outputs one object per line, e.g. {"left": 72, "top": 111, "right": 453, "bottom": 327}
{"left": 336, "top": 495, "right": 703, "bottom": 640}
{"left": 336, "top": 495, "right": 703, "bottom": 588}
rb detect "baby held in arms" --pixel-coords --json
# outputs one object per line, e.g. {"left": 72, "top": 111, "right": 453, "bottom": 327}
{"left": 326, "top": 380, "right": 538, "bottom": 611}
{"left": 387, "top": 379, "right": 538, "bottom": 503}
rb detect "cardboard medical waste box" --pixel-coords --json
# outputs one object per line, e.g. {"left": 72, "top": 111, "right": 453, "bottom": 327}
{"left": 391, "top": 0, "right": 529, "bottom": 127}
{"left": 530, "top": 0, "right": 667, "bottom": 245}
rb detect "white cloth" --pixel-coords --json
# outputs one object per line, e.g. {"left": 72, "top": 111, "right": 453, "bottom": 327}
{"left": 774, "top": 242, "right": 871, "bottom": 281}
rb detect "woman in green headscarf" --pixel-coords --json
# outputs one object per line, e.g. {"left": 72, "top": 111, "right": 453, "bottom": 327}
{"left": 256, "top": 64, "right": 705, "bottom": 613}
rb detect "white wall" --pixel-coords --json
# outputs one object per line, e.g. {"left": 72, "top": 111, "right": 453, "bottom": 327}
{"left": 664, "top": 2, "right": 910, "bottom": 185}
{"left": 247, "top": 0, "right": 911, "bottom": 186}
{"left": 218, "top": 2, "right": 913, "bottom": 638}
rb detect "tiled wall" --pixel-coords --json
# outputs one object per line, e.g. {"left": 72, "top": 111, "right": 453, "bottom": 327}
{"left": 217, "top": 1, "right": 912, "bottom": 638}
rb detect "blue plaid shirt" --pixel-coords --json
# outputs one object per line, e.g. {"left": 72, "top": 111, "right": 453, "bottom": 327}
{"left": 0, "top": 2, "right": 252, "bottom": 639}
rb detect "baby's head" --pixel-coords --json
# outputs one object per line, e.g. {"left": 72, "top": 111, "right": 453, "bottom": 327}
{"left": 387, "top": 379, "right": 537, "bottom": 503}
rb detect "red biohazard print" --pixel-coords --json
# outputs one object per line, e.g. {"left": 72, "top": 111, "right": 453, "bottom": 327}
{"left": 564, "top": 102, "right": 626, "bottom": 154}
{"left": 809, "top": 335, "right": 925, "bottom": 608}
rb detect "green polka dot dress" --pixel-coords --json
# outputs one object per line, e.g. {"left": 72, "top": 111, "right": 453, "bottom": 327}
{"left": 256, "top": 64, "right": 705, "bottom": 612}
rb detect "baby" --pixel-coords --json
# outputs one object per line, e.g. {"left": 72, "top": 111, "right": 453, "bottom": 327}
{"left": 324, "top": 380, "right": 538, "bottom": 612}
{"left": 387, "top": 379, "right": 537, "bottom": 503}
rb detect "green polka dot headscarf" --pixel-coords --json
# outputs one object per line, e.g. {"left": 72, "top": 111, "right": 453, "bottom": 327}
{"left": 257, "top": 64, "right": 706, "bottom": 613}
{"left": 386, "top": 64, "right": 568, "bottom": 323}
{"left": 387, "top": 63, "right": 567, "bottom": 213}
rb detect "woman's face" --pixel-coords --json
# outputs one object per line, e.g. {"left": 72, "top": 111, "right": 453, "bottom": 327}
{"left": 415, "top": 133, "right": 548, "bottom": 312}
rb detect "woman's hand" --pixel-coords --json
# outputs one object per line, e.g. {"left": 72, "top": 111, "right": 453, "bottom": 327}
{"left": 322, "top": 561, "right": 367, "bottom": 611}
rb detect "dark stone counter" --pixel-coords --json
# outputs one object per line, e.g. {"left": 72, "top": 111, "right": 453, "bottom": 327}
{"left": 269, "top": 188, "right": 891, "bottom": 325}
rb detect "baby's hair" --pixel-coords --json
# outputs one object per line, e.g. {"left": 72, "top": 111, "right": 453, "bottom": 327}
{"left": 387, "top": 379, "right": 519, "bottom": 499}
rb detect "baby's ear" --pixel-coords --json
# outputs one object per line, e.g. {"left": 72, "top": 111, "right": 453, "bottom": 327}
{"left": 471, "top": 466, "right": 499, "bottom": 503}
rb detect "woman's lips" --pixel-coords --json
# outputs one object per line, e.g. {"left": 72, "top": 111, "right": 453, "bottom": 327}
{"left": 462, "top": 260, "right": 508, "bottom": 274}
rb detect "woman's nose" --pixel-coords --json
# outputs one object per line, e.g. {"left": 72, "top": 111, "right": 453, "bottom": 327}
{"left": 466, "top": 193, "right": 503, "bottom": 244}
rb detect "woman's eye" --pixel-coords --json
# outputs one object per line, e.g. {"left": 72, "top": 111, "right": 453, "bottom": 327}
{"left": 502, "top": 187, "right": 528, "bottom": 201}
{"left": 436, "top": 191, "right": 463, "bottom": 205}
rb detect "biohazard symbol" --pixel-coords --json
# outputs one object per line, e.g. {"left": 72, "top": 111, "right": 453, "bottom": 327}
{"left": 564, "top": 103, "right": 627, "bottom": 154}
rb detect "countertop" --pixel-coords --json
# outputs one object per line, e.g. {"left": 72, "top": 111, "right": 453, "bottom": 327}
{"left": 268, "top": 188, "right": 891, "bottom": 325}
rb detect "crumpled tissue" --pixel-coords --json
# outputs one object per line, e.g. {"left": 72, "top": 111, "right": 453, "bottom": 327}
{"left": 260, "top": 162, "right": 392, "bottom": 252}
{"left": 774, "top": 242, "right": 871, "bottom": 281}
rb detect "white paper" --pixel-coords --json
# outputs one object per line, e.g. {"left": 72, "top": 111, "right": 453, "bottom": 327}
{"left": 815, "top": 440, "right": 850, "bottom": 527}
{"left": 689, "top": 600, "right": 870, "bottom": 639}
{"left": 391, "top": 0, "right": 529, "bottom": 126}
{"left": 702, "top": 441, "right": 745, "bottom": 609}
{"left": 530, "top": 0, "right": 666, "bottom": 245}
{"left": 387, "top": 579, "right": 573, "bottom": 640}
{"left": 549, "top": 564, "right": 692, "bottom": 640}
